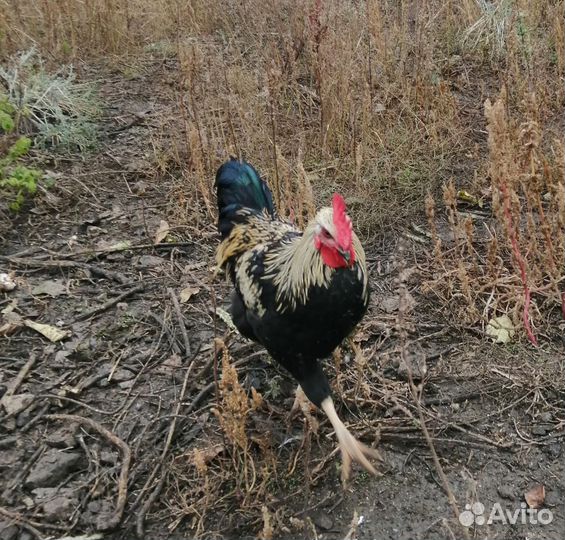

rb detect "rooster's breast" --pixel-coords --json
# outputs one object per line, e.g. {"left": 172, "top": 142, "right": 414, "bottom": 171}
{"left": 251, "top": 266, "right": 369, "bottom": 362}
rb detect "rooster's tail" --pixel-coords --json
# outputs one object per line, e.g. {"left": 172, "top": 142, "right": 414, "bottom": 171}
{"left": 215, "top": 158, "right": 276, "bottom": 238}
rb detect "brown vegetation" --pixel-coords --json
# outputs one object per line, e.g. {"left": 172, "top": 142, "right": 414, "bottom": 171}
{"left": 1, "top": 0, "right": 564, "bottom": 538}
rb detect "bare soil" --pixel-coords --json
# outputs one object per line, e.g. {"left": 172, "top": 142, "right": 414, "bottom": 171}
{"left": 1, "top": 59, "right": 564, "bottom": 540}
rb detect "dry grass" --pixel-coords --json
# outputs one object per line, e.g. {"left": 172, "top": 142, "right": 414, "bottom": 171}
{"left": 423, "top": 89, "right": 564, "bottom": 344}
{"left": 164, "top": 342, "right": 284, "bottom": 536}
{"left": 2, "top": 0, "right": 564, "bottom": 537}
{"left": 3, "top": 1, "right": 562, "bottom": 233}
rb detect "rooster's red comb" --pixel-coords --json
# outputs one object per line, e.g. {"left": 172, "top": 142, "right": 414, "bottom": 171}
{"left": 332, "top": 193, "right": 352, "bottom": 249}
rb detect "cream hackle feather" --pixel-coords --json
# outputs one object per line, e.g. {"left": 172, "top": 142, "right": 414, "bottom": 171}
{"left": 217, "top": 206, "right": 368, "bottom": 313}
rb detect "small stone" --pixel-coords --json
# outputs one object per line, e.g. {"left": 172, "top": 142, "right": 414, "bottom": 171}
{"left": 0, "top": 273, "right": 16, "bottom": 292}
{"left": 106, "top": 252, "right": 125, "bottom": 261}
{"left": 87, "top": 500, "right": 102, "bottom": 513}
{"left": 531, "top": 425, "right": 550, "bottom": 436}
{"left": 539, "top": 412, "right": 553, "bottom": 423}
{"left": 311, "top": 510, "right": 333, "bottom": 531}
{"left": 25, "top": 450, "right": 81, "bottom": 488}
{"left": 15, "top": 411, "right": 31, "bottom": 428}
{"left": 138, "top": 255, "right": 164, "bottom": 268}
{"left": 1, "top": 394, "right": 34, "bottom": 416}
{"left": 79, "top": 511, "right": 96, "bottom": 527}
{"left": 397, "top": 342, "right": 427, "bottom": 381}
{"left": 497, "top": 484, "right": 515, "bottom": 500}
{"left": 109, "top": 368, "right": 134, "bottom": 383}
{"left": 0, "top": 523, "right": 18, "bottom": 540}
{"left": 381, "top": 295, "right": 399, "bottom": 314}
{"left": 100, "top": 450, "right": 118, "bottom": 465}
{"left": 86, "top": 225, "right": 107, "bottom": 237}
{"left": 53, "top": 350, "right": 71, "bottom": 364}
{"left": 42, "top": 495, "right": 74, "bottom": 519}
{"left": 45, "top": 426, "right": 78, "bottom": 448}
{"left": 32, "top": 487, "right": 76, "bottom": 520}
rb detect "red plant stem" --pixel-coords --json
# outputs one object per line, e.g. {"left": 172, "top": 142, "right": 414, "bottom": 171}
{"left": 500, "top": 182, "right": 538, "bottom": 346}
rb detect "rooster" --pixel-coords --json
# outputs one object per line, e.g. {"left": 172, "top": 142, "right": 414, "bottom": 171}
{"left": 215, "top": 158, "right": 379, "bottom": 482}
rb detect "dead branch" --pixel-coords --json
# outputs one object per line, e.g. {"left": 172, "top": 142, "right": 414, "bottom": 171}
{"left": 45, "top": 414, "right": 131, "bottom": 531}
{"left": 69, "top": 284, "right": 144, "bottom": 324}
{"left": 136, "top": 357, "right": 196, "bottom": 537}
{"left": 0, "top": 505, "right": 65, "bottom": 531}
{"left": 0, "top": 353, "right": 37, "bottom": 401}
{"left": 395, "top": 253, "right": 470, "bottom": 540}
{"left": 167, "top": 287, "right": 191, "bottom": 356}
{"left": 0, "top": 255, "right": 129, "bottom": 284}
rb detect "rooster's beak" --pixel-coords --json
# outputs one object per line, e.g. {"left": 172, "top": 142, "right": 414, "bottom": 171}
{"left": 338, "top": 248, "right": 351, "bottom": 265}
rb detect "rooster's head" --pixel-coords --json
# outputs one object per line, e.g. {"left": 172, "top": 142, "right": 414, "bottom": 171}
{"left": 313, "top": 194, "right": 355, "bottom": 269}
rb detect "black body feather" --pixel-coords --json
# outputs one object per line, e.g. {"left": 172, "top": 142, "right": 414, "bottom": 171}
{"left": 215, "top": 158, "right": 276, "bottom": 238}
{"left": 216, "top": 159, "right": 369, "bottom": 408}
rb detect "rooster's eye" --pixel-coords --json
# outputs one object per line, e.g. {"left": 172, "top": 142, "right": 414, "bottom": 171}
{"left": 322, "top": 228, "right": 332, "bottom": 239}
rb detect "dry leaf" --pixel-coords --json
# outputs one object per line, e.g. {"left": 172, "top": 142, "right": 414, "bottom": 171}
{"left": 1, "top": 299, "right": 18, "bottom": 315}
{"left": 24, "top": 320, "right": 69, "bottom": 342}
{"left": 525, "top": 484, "right": 545, "bottom": 509}
{"left": 486, "top": 315, "right": 515, "bottom": 343}
{"left": 0, "top": 311, "right": 23, "bottom": 336}
{"left": 198, "top": 443, "right": 225, "bottom": 463}
{"left": 153, "top": 219, "right": 170, "bottom": 244}
{"left": 179, "top": 286, "right": 200, "bottom": 303}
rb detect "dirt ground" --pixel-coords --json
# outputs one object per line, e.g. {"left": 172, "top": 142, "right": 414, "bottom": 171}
{"left": 1, "top": 59, "right": 564, "bottom": 540}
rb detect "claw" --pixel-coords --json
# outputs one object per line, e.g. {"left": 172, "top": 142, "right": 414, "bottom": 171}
{"left": 290, "top": 385, "right": 319, "bottom": 431}
{"left": 321, "top": 397, "right": 382, "bottom": 484}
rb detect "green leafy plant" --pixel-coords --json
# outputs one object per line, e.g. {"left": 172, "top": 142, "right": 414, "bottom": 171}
{"left": 1, "top": 98, "right": 42, "bottom": 212}
{"left": 0, "top": 97, "right": 16, "bottom": 132}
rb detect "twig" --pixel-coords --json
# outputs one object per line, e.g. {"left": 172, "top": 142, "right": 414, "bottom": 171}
{"left": 0, "top": 353, "right": 37, "bottom": 401}
{"left": 396, "top": 257, "right": 470, "bottom": 540}
{"left": 0, "top": 505, "right": 65, "bottom": 531}
{"left": 42, "top": 241, "right": 201, "bottom": 261}
{"left": 5, "top": 445, "right": 44, "bottom": 494}
{"left": 499, "top": 181, "right": 538, "bottom": 346}
{"left": 0, "top": 256, "right": 129, "bottom": 284}
{"left": 136, "top": 356, "right": 196, "bottom": 538}
{"left": 108, "top": 114, "right": 146, "bottom": 135}
{"left": 69, "top": 284, "right": 144, "bottom": 324}
{"left": 407, "top": 374, "right": 468, "bottom": 537}
{"left": 167, "top": 287, "right": 191, "bottom": 356}
{"left": 423, "top": 389, "right": 483, "bottom": 406}
{"left": 45, "top": 415, "right": 131, "bottom": 531}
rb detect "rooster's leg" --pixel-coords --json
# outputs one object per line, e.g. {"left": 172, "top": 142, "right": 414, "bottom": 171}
{"left": 290, "top": 385, "right": 319, "bottom": 429}
{"left": 320, "top": 396, "right": 381, "bottom": 484}
{"left": 289, "top": 385, "right": 306, "bottom": 418}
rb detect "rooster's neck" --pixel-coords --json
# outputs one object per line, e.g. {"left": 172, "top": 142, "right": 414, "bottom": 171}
{"left": 265, "top": 228, "right": 344, "bottom": 312}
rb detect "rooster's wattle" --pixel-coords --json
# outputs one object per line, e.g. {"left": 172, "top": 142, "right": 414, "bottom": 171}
{"left": 215, "top": 158, "right": 378, "bottom": 481}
